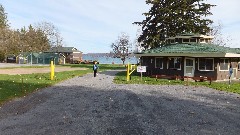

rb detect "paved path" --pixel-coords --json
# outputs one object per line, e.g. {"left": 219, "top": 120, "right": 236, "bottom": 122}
{"left": 0, "top": 70, "right": 240, "bottom": 135}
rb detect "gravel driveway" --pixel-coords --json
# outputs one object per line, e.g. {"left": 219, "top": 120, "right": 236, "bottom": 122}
{"left": 0, "top": 70, "right": 239, "bottom": 135}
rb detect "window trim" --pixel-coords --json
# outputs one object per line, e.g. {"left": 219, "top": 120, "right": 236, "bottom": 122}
{"left": 168, "top": 57, "right": 182, "bottom": 70}
{"left": 219, "top": 58, "right": 229, "bottom": 71}
{"left": 155, "top": 57, "right": 163, "bottom": 69}
{"left": 198, "top": 58, "right": 214, "bottom": 71}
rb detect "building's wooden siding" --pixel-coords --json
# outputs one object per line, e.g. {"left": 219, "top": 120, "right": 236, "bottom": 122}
{"left": 141, "top": 56, "right": 184, "bottom": 76}
{"left": 140, "top": 56, "right": 240, "bottom": 81}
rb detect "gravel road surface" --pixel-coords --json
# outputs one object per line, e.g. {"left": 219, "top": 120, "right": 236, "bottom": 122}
{"left": 0, "top": 70, "right": 240, "bottom": 135}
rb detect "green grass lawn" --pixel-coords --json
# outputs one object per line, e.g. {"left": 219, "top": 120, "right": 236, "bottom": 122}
{"left": 1, "top": 64, "right": 239, "bottom": 105}
{"left": 114, "top": 71, "right": 240, "bottom": 94}
{"left": 0, "top": 64, "right": 125, "bottom": 105}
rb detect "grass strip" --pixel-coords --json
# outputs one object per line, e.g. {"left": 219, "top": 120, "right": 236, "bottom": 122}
{"left": 114, "top": 71, "right": 240, "bottom": 94}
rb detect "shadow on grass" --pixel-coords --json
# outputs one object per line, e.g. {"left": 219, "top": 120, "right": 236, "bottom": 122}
{"left": 0, "top": 79, "right": 54, "bottom": 104}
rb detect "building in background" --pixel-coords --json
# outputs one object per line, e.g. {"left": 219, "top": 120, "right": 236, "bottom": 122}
{"left": 135, "top": 34, "right": 240, "bottom": 81}
{"left": 45, "top": 47, "right": 83, "bottom": 64}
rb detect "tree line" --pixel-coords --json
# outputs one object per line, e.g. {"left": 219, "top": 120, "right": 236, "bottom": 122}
{"left": 0, "top": 4, "right": 63, "bottom": 62}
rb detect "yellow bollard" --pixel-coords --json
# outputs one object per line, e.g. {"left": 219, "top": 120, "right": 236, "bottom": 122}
{"left": 126, "top": 63, "right": 130, "bottom": 81}
{"left": 50, "top": 60, "right": 55, "bottom": 80}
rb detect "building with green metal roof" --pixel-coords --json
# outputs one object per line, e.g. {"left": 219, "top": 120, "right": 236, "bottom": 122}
{"left": 17, "top": 52, "right": 60, "bottom": 65}
{"left": 9, "top": 47, "right": 82, "bottom": 65}
{"left": 45, "top": 46, "right": 83, "bottom": 64}
{"left": 135, "top": 34, "right": 240, "bottom": 81}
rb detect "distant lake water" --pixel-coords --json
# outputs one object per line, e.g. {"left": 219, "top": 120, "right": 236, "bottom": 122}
{"left": 82, "top": 54, "right": 138, "bottom": 64}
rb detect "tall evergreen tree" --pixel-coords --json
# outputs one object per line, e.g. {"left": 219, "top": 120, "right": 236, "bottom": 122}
{"left": 0, "top": 4, "right": 9, "bottom": 60}
{"left": 134, "top": 0, "right": 215, "bottom": 49}
{"left": 0, "top": 4, "right": 8, "bottom": 28}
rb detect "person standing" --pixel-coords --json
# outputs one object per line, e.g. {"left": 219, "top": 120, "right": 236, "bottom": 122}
{"left": 93, "top": 61, "right": 98, "bottom": 77}
{"left": 229, "top": 63, "right": 233, "bottom": 85}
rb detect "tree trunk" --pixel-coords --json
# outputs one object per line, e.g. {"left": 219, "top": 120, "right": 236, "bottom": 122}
{"left": 121, "top": 57, "right": 125, "bottom": 65}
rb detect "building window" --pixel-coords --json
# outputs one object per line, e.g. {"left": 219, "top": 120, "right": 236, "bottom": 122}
{"left": 198, "top": 58, "right": 214, "bottom": 71}
{"left": 200, "top": 39, "right": 205, "bottom": 43}
{"left": 190, "top": 39, "right": 196, "bottom": 42}
{"left": 219, "top": 58, "right": 229, "bottom": 71}
{"left": 141, "top": 58, "right": 145, "bottom": 66}
{"left": 183, "top": 39, "right": 189, "bottom": 43}
{"left": 238, "top": 62, "right": 240, "bottom": 71}
{"left": 168, "top": 57, "right": 181, "bottom": 70}
{"left": 205, "top": 39, "right": 209, "bottom": 43}
{"left": 155, "top": 57, "right": 163, "bottom": 69}
{"left": 170, "top": 39, "right": 175, "bottom": 43}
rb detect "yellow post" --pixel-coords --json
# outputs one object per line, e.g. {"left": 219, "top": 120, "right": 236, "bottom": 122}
{"left": 126, "top": 62, "right": 130, "bottom": 81}
{"left": 50, "top": 60, "right": 55, "bottom": 80}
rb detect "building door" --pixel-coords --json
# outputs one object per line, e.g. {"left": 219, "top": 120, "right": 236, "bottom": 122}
{"left": 184, "top": 58, "right": 195, "bottom": 77}
{"left": 232, "top": 68, "right": 237, "bottom": 79}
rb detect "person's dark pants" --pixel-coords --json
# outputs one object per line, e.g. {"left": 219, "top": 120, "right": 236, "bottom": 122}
{"left": 94, "top": 70, "right": 97, "bottom": 77}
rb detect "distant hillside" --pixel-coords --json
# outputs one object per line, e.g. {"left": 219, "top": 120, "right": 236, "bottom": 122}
{"left": 83, "top": 53, "right": 135, "bottom": 57}
{"left": 83, "top": 53, "right": 113, "bottom": 57}
{"left": 82, "top": 53, "right": 138, "bottom": 64}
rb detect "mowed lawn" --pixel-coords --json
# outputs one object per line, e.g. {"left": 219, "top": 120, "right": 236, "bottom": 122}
{"left": 1, "top": 64, "right": 239, "bottom": 105}
{"left": 0, "top": 64, "right": 125, "bottom": 105}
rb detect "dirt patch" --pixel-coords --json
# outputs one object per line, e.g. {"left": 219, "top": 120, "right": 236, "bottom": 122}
{"left": 0, "top": 67, "right": 87, "bottom": 75}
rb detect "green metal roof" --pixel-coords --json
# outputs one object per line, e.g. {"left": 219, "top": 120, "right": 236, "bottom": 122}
{"left": 18, "top": 52, "right": 40, "bottom": 57}
{"left": 46, "top": 47, "right": 82, "bottom": 53}
{"left": 38, "top": 53, "right": 59, "bottom": 58}
{"left": 141, "top": 43, "right": 240, "bottom": 54}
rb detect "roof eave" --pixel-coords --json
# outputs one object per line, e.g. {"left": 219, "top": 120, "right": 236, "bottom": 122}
{"left": 134, "top": 52, "right": 239, "bottom": 57}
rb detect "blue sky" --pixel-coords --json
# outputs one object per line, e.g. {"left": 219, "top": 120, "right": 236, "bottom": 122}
{"left": 1, "top": 0, "right": 240, "bottom": 53}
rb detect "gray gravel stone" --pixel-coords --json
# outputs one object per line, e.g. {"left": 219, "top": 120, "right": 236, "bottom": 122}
{"left": 0, "top": 70, "right": 240, "bottom": 135}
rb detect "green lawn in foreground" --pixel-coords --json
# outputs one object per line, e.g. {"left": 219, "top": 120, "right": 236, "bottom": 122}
{"left": 0, "top": 69, "right": 91, "bottom": 104}
{"left": 1, "top": 64, "right": 239, "bottom": 105}
{"left": 0, "top": 64, "right": 125, "bottom": 105}
{"left": 114, "top": 71, "right": 240, "bottom": 94}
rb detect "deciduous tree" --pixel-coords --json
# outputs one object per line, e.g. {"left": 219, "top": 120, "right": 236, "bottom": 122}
{"left": 209, "top": 22, "right": 232, "bottom": 46}
{"left": 111, "top": 32, "right": 132, "bottom": 65}
{"left": 0, "top": 3, "right": 63, "bottom": 61}
{"left": 34, "top": 22, "right": 63, "bottom": 48}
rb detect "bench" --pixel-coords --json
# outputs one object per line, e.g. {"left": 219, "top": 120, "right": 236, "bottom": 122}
{"left": 152, "top": 75, "right": 212, "bottom": 85}
{"left": 184, "top": 76, "right": 212, "bottom": 85}
{"left": 152, "top": 75, "right": 180, "bottom": 80}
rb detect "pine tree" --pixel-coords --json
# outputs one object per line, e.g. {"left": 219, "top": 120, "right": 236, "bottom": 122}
{"left": 0, "top": 4, "right": 8, "bottom": 28}
{"left": 134, "top": 0, "right": 215, "bottom": 49}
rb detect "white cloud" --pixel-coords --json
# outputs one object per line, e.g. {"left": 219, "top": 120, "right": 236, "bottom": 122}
{"left": 2, "top": 0, "right": 240, "bottom": 52}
